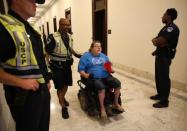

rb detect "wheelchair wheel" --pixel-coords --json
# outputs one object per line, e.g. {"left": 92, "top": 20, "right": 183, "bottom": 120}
{"left": 78, "top": 89, "right": 88, "bottom": 111}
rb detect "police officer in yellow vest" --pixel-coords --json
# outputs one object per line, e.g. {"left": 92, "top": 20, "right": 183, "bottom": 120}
{"left": 0, "top": 0, "right": 51, "bottom": 131}
{"left": 45, "top": 18, "right": 81, "bottom": 119}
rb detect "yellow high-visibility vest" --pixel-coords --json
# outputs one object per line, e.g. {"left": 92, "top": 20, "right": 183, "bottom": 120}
{"left": 49, "top": 32, "right": 73, "bottom": 61}
{"left": 0, "top": 14, "right": 45, "bottom": 84}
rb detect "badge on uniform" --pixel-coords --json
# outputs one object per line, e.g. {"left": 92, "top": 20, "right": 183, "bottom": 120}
{"left": 47, "top": 38, "right": 51, "bottom": 44}
{"left": 167, "top": 27, "right": 173, "bottom": 32}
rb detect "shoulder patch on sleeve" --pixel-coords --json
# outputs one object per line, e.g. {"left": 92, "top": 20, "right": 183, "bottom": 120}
{"left": 46, "top": 37, "right": 51, "bottom": 45}
{"left": 167, "top": 27, "right": 173, "bottom": 32}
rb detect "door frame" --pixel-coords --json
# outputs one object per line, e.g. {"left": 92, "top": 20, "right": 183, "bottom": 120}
{"left": 65, "top": 7, "right": 72, "bottom": 34}
{"left": 0, "top": 0, "right": 6, "bottom": 14}
{"left": 92, "top": 0, "right": 108, "bottom": 55}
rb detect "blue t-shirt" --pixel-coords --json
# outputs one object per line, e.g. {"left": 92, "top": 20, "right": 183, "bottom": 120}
{"left": 78, "top": 52, "right": 110, "bottom": 78}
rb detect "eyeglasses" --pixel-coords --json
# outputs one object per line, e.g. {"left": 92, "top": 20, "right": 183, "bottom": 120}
{"left": 93, "top": 45, "right": 101, "bottom": 48}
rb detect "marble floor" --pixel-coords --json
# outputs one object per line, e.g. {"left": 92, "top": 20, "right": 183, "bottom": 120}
{"left": 49, "top": 63, "right": 187, "bottom": 131}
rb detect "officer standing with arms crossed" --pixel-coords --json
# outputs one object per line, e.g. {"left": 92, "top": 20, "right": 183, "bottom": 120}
{"left": 45, "top": 18, "right": 81, "bottom": 119}
{"left": 151, "top": 8, "right": 180, "bottom": 108}
{"left": 0, "top": 0, "right": 51, "bottom": 131}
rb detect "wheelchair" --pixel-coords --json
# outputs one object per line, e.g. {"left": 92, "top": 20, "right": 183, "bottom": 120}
{"left": 77, "top": 77, "right": 123, "bottom": 118}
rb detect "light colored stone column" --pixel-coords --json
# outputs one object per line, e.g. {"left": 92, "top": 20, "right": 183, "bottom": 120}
{"left": 3, "top": 0, "right": 8, "bottom": 13}
{"left": 0, "top": 84, "right": 15, "bottom": 131}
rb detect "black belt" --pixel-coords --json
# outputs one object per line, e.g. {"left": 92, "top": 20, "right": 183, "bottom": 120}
{"left": 50, "top": 60, "right": 66, "bottom": 68}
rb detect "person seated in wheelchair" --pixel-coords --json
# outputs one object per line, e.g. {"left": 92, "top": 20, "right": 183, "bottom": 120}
{"left": 78, "top": 40, "right": 124, "bottom": 119}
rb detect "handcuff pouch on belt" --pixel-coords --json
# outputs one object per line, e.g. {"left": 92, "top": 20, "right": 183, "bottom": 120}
{"left": 66, "top": 57, "right": 74, "bottom": 65}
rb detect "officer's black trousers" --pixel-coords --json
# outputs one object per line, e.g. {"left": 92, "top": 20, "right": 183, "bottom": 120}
{"left": 4, "top": 84, "right": 51, "bottom": 131}
{"left": 155, "top": 56, "right": 171, "bottom": 103}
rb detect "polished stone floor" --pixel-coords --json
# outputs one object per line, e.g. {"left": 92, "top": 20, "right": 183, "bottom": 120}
{"left": 49, "top": 63, "right": 187, "bottom": 131}
{"left": 1, "top": 64, "right": 187, "bottom": 131}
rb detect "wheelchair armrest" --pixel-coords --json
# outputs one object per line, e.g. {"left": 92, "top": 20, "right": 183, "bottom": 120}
{"left": 77, "top": 80, "right": 86, "bottom": 89}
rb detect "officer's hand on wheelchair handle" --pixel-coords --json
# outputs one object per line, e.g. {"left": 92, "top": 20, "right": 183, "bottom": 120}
{"left": 74, "top": 53, "right": 82, "bottom": 58}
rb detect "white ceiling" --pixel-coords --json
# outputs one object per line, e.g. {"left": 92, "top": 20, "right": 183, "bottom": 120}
{"left": 28, "top": 0, "right": 57, "bottom": 24}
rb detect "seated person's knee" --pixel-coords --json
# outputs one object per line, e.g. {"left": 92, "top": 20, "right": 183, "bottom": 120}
{"left": 94, "top": 79, "right": 106, "bottom": 91}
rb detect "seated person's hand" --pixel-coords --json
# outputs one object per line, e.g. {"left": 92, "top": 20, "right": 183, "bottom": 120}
{"left": 104, "top": 61, "right": 114, "bottom": 73}
{"left": 79, "top": 71, "right": 94, "bottom": 79}
{"left": 88, "top": 74, "right": 94, "bottom": 79}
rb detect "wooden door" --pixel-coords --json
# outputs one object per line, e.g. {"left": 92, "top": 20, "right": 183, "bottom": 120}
{"left": 92, "top": 0, "right": 108, "bottom": 54}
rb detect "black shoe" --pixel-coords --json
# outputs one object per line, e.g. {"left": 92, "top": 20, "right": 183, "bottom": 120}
{"left": 62, "top": 107, "right": 69, "bottom": 119}
{"left": 64, "top": 98, "right": 69, "bottom": 107}
{"left": 150, "top": 94, "right": 160, "bottom": 100}
{"left": 153, "top": 101, "right": 168, "bottom": 108}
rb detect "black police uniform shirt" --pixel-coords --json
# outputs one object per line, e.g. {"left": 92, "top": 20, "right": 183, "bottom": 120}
{"left": 156, "top": 23, "right": 180, "bottom": 57}
{"left": 45, "top": 34, "right": 56, "bottom": 54}
{"left": 0, "top": 10, "right": 50, "bottom": 84}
